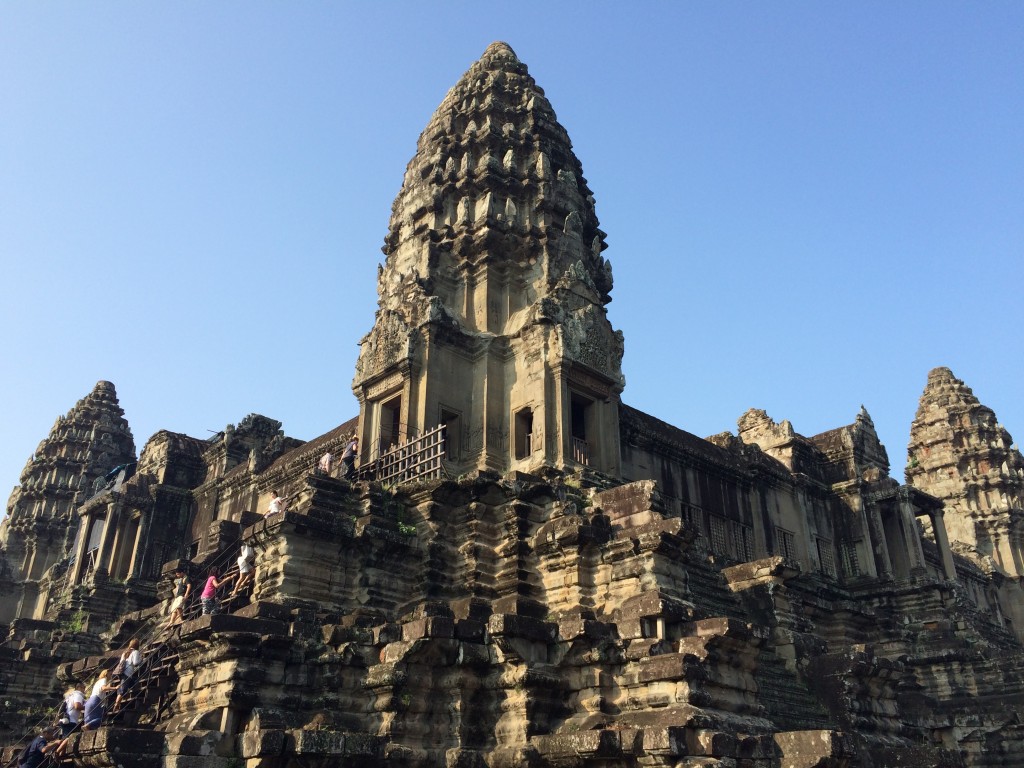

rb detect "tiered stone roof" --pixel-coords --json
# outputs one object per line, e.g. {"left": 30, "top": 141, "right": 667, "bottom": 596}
{"left": 906, "top": 367, "right": 1024, "bottom": 567}
{"left": 3, "top": 381, "right": 135, "bottom": 531}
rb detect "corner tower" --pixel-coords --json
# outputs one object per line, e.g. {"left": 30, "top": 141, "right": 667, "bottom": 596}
{"left": 0, "top": 381, "right": 135, "bottom": 622}
{"left": 906, "top": 367, "right": 1024, "bottom": 575}
{"left": 353, "top": 42, "right": 624, "bottom": 476}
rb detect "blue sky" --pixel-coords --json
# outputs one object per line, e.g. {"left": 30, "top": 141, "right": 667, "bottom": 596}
{"left": 1, "top": 3, "right": 1021, "bottom": 502}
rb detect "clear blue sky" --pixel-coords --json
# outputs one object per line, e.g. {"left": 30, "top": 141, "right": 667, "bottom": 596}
{"left": 2, "top": 3, "right": 1021, "bottom": 503}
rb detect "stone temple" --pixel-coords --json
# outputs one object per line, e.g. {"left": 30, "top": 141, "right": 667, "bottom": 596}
{"left": 1, "top": 42, "right": 1023, "bottom": 768}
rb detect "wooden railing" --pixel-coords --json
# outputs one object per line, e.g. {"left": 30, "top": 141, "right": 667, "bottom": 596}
{"left": 572, "top": 437, "right": 590, "bottom": 466}
{"left": 358, "top": 424, "right": 448, "bottom": 486}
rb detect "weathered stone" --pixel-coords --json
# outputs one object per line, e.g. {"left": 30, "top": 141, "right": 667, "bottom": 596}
{"left": 0, "top": 41, "right": 1023, "bottom": 768}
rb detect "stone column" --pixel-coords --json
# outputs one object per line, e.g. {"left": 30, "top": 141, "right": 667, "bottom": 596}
{"left": 69, "top": 512, "right": 95, "bottom": 585}
{"left": 865, "top": 503, "right": 894, "bottom": 580}
{"left": 898, "top": 491, "right": 927, "bottom": 575}
{"left": 929, "top": 508, "right": 958, "bottom": 581}
{"left": 95, "top": 499, "right": 123, "bottom": 577}
{"left": 130, "top": 511, "right": 151, "bottom": 579}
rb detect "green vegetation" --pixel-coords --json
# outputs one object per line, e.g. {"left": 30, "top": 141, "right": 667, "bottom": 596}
{"left": 62, "top": 610, "right": 87, "bottom": 634}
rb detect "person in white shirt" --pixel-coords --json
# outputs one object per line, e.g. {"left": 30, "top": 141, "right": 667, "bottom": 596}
{"left": 60, "top": 681, "right": 86, "bottom": 736}
{"left": 231, "top": 543, "right": 256, "bottom": 597}
{"left": 318, "top": 451, "right": 333, "bottom": 474}
{"left": 266, "top": 490, "right": 287, "bottom": 516}
{"left": 113, "top": 639, "right": 143, "bottom": 711}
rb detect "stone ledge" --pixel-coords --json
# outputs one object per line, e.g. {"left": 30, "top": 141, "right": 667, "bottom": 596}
{"left": 179, "top": 612, "right": 289, "bottom": 639}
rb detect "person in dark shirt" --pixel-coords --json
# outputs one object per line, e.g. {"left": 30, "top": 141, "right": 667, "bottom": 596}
{"left": 341, "top": 437, "right": 359, "bottom": 479}
{"left": 18, "top": 727, "right": 58, "bottom": 768}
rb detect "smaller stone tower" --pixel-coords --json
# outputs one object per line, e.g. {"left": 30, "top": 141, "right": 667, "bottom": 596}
{"left": 907, "top": 367, "right": 1024, "bottom": 570}
{"left": 907, "top": 367, "right": 1024, "bottom": 633}
{"left": 0, "top": 381, "right": 135, "bottom": 622}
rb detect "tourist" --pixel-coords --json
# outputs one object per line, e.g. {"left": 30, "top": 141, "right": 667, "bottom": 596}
{"left": 164, "top": 568, "right": 191, "bottom": 629}
{"left": 52, "top": 681, "right": 85, "bottom": 759}
{"left": 341, "top": 437, "right": 358, "bottom": 479}
{"left": 230, "top": 543, "right": 256, "bottom": 597}
{"left": 59, "top": 681, "right": 86, "bottom": 737}
{"left": 265, "top": 490, "right": 287, "bottom": 516}
{"left": 200, "top": 567, "right": 233, "bottom": 615}
{"left": 83, "top": 669, "right": 116, "bottom": 730}
{"left": 17, "top": 726, "right": 59, "bottom": 768}
{"left": 113, "top": 638, "right": 142, "bottom": 711}
{"left": 318, "top": 450, "right": 333, "bottom": 474}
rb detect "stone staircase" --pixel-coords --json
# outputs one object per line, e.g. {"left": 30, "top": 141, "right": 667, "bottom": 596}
{"left": 755, "top": 649, "right": 833, "bottom": 730}
{"left": 684, "top": 554, "right": 747, "bottom": 620}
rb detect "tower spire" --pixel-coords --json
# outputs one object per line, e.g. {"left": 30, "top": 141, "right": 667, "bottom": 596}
{"left": 353, "top": 43, "right": 623, "bottom": 475}
{"left": 0, "top": 381, "right": 135, "bottom": 622}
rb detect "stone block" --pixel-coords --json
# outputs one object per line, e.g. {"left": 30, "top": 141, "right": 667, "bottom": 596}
{"left": 402, "top": 616, "right": 454, "bottom": 640}
{"left": 288, "top": 728, "right": 346, "bottom": 755}
{"left": 642, "top": 726, "right": 689, "bottom": 756}
{"left": 637, "top": 653, "right": 703, "bottom": 684}
{"left": 487, "top": 613, "right": 556, "bottom": 644}
{"left": 239, "top": 728, "right": 286, "bottom": 757}
{"left": 774, "top": 730, "right": 855, "bottom": 766}
{"left": 687, "top": 729, "right": 737, "bottom": 758}
{"left": 455, "top": 618, "right": 486, "bottom": 642}
{"left": 234, "top": 601, "right": 291, "bottom": 622}
{"left": 165, "top": 729, "right": 230, "bottom": 757}
{"left": 342, "top": 732, "right": 381, "bottom": 756}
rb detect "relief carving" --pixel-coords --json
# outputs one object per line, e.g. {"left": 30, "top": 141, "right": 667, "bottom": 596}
{"left": 355, "top": 310, "right": 412, "bottom": 383}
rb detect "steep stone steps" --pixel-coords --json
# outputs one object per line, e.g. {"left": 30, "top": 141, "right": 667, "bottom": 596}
{"left": 683, "top": 555, "right": 746, "bottom": 621}
{"left": 754, "top": 649, "right": 832, "bottom": 731}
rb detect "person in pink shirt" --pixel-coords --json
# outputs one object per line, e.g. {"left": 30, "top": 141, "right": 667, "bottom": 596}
{"left": 200, "top": 568, "right": 233, "bottom": 615}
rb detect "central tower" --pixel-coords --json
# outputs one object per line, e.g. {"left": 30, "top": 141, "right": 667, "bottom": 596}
{"left": 352, "top": 42, "right": 624, "bottom": 476}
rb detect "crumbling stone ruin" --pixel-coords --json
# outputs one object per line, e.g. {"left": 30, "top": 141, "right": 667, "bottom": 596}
{"left": 1, "top": 42, "right": 1023, "bottom": 768}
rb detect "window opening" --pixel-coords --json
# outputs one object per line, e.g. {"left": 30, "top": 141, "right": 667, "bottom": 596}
{"left": 840, "top": 541, "right": 861, "bottom": 577}
{"left": 570, "top": 392, "right": 592, "bottom": 465}
{"left": 379, "top": 395, "right": 402, "bottom": 454}
{"left": 709, "top": 516, "right": 728, "bottom": 556}
{"left": 777, "top": 528, "right": 797, "bottom": 561}
{"left": 514, "top": 407, "right": 534, "bottom": 460}
{"left": 817, "top": 538, "right": 837, "bottom": 578}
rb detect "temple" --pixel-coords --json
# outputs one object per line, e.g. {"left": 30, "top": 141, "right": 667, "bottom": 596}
{"left": 1, "top": 42, "right": 1022, "bottom": 768}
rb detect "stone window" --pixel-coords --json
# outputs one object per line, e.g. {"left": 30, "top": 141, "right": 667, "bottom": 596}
{"left": 514, "top": 407, "right": 534, "bottom": 460}
{"left": 709, "top": 515, "right": 728, "bottom": 556}
{"left": 705, "top": 514, "right": 753, "bottom": 561}
{"left": 776, "top": 528, "right": 797, "bottom": 561}
{"left": 641, "top": 618, "right": 659, "bottom": 639}
{"left": 440, "top": 408, "right": 461, "bottom": 461}
{"left": 734, "top": 523, "right": 754, "bottom": 561}
{"left": 840, "top": 541, "right": 861, "bottom": 577}
{"left": 817, "top": 538, "right": 837, "bottom": 578}
{"left": 682, "top": 504, "right": 705, "bottom": 541}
